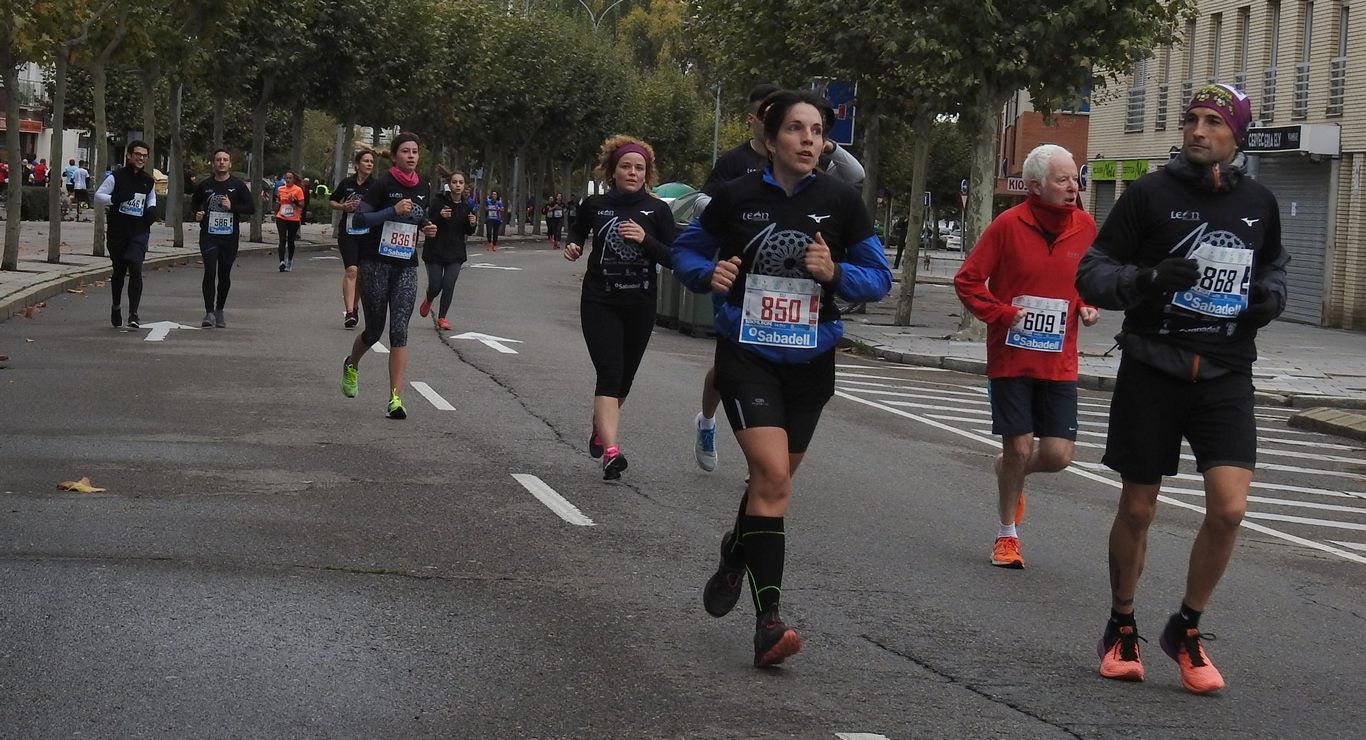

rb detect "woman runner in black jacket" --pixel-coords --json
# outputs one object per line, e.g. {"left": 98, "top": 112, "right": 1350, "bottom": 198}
{"left": 419, "top": 167, "right": 478, "bottom": 331}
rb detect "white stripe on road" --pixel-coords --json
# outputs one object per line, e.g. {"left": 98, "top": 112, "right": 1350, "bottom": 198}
{"left": 1074, "top": 462, "right": 1366, "bottom": 501}
{"left": 836, "top": 362, "right": 938, "bottom": 371}
{"left": 371, "top": 342, "right": 389, "bottom": 354}
{"left": 835, "top": 391, "right": 1366, "bottom": 565}
{"left": 973, "top": 428, "right": 1366, "bottom": 467}
{"left": 511, "top": 474, "right": 595, "bottom": 527}
{"left": 835, "top": 734, "right": 890, "bottom": 740}
{"left": 1163, "top": 486, "right": 1366, "bottom": 515}
{"left": 410, "top": 381, "right": 454, "bottom": 411}
{"left": 1330, "top": 540, "right": 1366, "bottom": 552}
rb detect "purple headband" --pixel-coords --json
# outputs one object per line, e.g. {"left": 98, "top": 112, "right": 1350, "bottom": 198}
{"left": 610, "top": 143, "right": 651, "bottom": 168}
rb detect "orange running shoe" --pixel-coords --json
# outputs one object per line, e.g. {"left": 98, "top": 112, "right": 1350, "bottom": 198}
{"left": 990, "top": 536, "right": 1024, "bottom": 569}
{"left": 1097, "top": 624, "right": 1146, "bottom": 681}
{"left": 1160, "top": 617, "right": 1226, "bottom": 694}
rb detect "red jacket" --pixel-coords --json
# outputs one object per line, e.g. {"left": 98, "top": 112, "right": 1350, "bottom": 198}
{"left": 953, "top": 200, "right": 1097, "bottom": 380}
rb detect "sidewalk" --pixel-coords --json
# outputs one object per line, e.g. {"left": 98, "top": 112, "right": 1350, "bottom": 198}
{"left": 846, "top": 247, "right": 1366, "bottom": 416}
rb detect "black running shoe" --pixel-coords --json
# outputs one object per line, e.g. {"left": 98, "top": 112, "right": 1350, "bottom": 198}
{"left": 126, "top": 314, "right": 140, "bottom": 330}
{"left": 703, "top": 530, "right": 746, "bottom": 618}
{"left": 110, "top": 306, "right": 122, "bottom": 327}
{"left": 602, "top": 450, "right": 628, "bottom": 480}
{"left": 201, "top": 312, "right": 214, "bottom": 328}
{"left": 753, "top": 609, "right": 801, "bottom": 668}
{"left": 344, "top": 311, "right": 359, "bottom": 329}
{"left": 588, "top": 426, "right": 604, "bottom": 459}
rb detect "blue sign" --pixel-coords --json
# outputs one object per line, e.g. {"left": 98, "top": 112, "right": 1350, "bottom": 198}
{"left": 823, "top": 80, "right": 857, "bottom": 146}
{"left": 960, "top": 178, "right": 969, "bottom": 195}
{"left": 1078, "top": 164, "right": 1089, "bottom": 191}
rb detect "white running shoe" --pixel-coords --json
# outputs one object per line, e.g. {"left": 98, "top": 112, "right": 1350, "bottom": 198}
{"left": 695, "top": 412, "right": 718, "bottom": 472}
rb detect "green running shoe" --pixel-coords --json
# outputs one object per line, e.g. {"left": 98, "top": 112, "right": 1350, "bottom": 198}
{"left": 387, "top": 393, "right": 406, "bottom": 419}
{"left": 341, "top": 358, "right": 358, "bottom": 398}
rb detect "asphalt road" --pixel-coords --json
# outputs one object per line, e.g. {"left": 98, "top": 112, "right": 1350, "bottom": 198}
{"left": 1, "top": 242, "right": 1362, "bottom": 739}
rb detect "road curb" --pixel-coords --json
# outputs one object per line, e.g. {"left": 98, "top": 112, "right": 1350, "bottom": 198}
{"left": 1, "top": 240, "right": 335, "bottom": 324}
{"left": 1287, "top": 407, "right": 1366, "bottom": 441}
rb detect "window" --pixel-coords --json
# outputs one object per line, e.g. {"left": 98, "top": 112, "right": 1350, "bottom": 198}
{"left": 1126, "top": 56, "right": 1150, "bottom": 133}
{"left": 1180, "top": 19, "right": 1198, "bottom": 123}
{"left": 1156, "top": 46, "right": 1172, "bottom": 130}
{"left": 1292, "top": 0, "right": 1313, "bottom": 119}
{"left": 1210, "top": 14, "right": 1224, "bottom": 81}
{"left": 1263, "top": 1, "right": 1282, "bottom": 121}
{"left": 1328, "top": 3, "right": 1348, "bottom": 115}
{"left": 1236, "top": 6, "right": 1252, "bottom": 89}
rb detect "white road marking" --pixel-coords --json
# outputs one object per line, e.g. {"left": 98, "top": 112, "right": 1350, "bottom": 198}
{"left": 371, "top": 342, "right": 389, "bottom": 354}
{"left": 451, "top": 331, "right": 522, "bottom": 354}
{"left": 310, "top": 255, "right": 340, "bottom": 260}
{"left": 140, "top": 321, "right": 198, "bottom": 342}
{"left": 1246, "top": 512, "right": 1366, "bottom": 531}
{"left": 467, "top": 262, "right": 523, "bottom": 271}
{"left": 1162, "top": 487, "right": 1366, "bottom": 515}
{"left": 835, "top": 734, "right": 890, "bottom": 740}
{"left": 835, "top": 390, "right": 1366, "bottom": 565}
{"left": 511, "top": 474, "right": 595, "bottom": 526}
{"left": 1329, "top": 540, "right": 1366, "bottom": 552}
{"left": 410, "top": 381, "right": 454, "bottom": 411}
{"left": 836, "top": 362, "right": 939, "bottom": 371}
{"left": 973, "top": 428, "right": 1366, "bottom": 466}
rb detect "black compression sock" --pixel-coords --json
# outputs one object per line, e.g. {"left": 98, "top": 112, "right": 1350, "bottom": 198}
{"left": 739, "top": 514, "right": 784, "bottom": 615}
{"left": 1176, "top": 602, "right": 1202, "bottom": 630}
{"left": 1107, "top": 609, "right": 1136, "bottom": 639}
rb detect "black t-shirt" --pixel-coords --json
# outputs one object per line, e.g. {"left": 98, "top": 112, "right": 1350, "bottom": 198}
{"left": 357, "top": 173, "right": 432, "bottom": 266}
{"left": 700, "top": 170, "right": 873, "bottom": 323}
{"left": 569, "top": 188, "right": 677, "bottom": 305}
{"left": 331, "top": 174, "right": 376, "bottom": 245}
{"left": 191, "top": 176, "right": 253, "bottom": 241}
{"left": 702, "top": 141, "right": 767, "bottom": 196}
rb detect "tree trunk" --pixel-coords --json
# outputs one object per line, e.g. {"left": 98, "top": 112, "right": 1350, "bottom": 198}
{"left": 289, "top": 98, "right": 305, "bottom": 171}
{"left": 955, "top": 86, "right": 1005, "bottom": 337}
{"left": 88, "top": 25, "right": 127, "bottom": 258}
{"left": 169, "top": 82, "right": 185, "bottom": 248}
{"left": 249, "top": 75, "right": 277, "bottom": 243}
{"left": 893, "top": 113, "right": 933, "bottom": 326}
{"left": 212, "top": 88, "right": 225, "bottom": 149}
{"left": 2, "top": 55, "right": 22, "bottom": 271}
{"left": 860, "top": 109, "right": 881, "bottom": 221}
{"left": 512, "top": 149, "right": 525, "bottom": 235}
{"left": 140, "top": 60, "right": 158, "bottom": 184}
{"left": 330, "top": 123, "right": 346, "bottom": 186}
{"left": 47, "top": 48, "right": 71, "bottom": 263}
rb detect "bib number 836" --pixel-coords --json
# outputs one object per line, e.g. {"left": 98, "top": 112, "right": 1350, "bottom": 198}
{"left": 388, "top": 231, "right": 414, "bottom": 247}
{"left": 1199, "top": 266, "right": 1239, "bottom": 293}
{"left": 760, "top": 296, "right": 802, "bottom": 323}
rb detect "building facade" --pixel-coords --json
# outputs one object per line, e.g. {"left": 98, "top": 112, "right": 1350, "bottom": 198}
{"left": 997, "top": 90, "right": 1090, "bottom": 203}
{"left": 1088, "top": 0, "right": 1365, "bottom": 328}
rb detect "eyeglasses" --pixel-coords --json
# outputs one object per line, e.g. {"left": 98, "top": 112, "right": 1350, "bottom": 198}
{"left": 130, "top": 151, "right": 149, "bottom": 158}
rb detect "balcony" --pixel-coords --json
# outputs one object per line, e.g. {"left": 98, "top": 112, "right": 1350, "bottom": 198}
{"left": 1327, "top": 56, "right": 1346, "bottom": 117}
{"left": 1261, "top": 67, "right": 1278, "bottom": 122}
{"left": 1125, "top": 86, "right": 1147, "bottom": 132}
{"left": 1155, "top": 84, "right": 1169, "bottom": 130}
{"left": 1292, "top": 61, "right": 1310, "bottom": 120}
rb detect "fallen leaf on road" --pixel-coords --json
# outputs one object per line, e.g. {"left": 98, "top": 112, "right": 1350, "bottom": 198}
{"left": 58, "top": 477, "right": 106, "bottom": 493}
{"left": 94, "top": 281, "right": 106, "bottom": 287}
{"left": 24, "top": 338, "right": 34, "bottom": 343}
{"left": 22, "top": 304, "right": 44, "bottom": 318}
{"left": 66, "top": 288, "right": 84, "bottom": 295}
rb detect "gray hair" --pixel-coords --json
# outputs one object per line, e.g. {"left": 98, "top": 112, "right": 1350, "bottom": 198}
{"left": 1022, "top": 144, "right": 1074, "bottom": 187}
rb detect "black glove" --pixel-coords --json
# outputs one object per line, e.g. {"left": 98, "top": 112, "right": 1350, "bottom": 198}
{"left": 1240, "top": 286, "right": 1279, "bottom": 328}
{"left": 1135, "top": 257, "right": 1200, "bottom": 296}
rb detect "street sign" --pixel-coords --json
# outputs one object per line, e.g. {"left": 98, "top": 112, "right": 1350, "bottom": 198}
{"left": 959, "top": 178, "right": 969, "bottom": 195}
{"left": 822, "top": 80, "right": 857, "bottom": 146}
{"left": 1006, "top": 177, "right": 1027, "bottom": 193}
{"left": 923, "top": 191, "right": 932, "bottom": 207}
{"left": 1078, "top": 164, "right": 1090, "bottom": 191}
{"left": 960, "top": 194, "right": 968, "bottom": 208}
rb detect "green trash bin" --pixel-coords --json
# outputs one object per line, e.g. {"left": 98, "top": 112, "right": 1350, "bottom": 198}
{"left": 678, "top": 285, "right": 717, "bottom": 338}
{"left": 656, "top": 265, "right": 679, "bottom": 328}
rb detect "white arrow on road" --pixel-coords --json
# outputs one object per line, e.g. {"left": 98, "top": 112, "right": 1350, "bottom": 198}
{"left": 310, "top": 255, "right": 340, "bottom": 261}
{"left": 141, "top": 321, "right": 199, "bottom": 342}
{"left": 467, "top": 263, "right": 522, "bottom": 271}
{"left": 450, "top": 332, "right": 522, "bottom": 354}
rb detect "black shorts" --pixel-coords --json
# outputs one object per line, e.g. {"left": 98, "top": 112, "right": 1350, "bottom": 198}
{"left": 65, "top": 183, "right": 74, "bottom": 194}
{"left": 989, "top": 377, "right": 1078, "bottom": 440}
{"left": 713, "top": 339, "right": 834, "bottom": 454}
{"left": 338, "top": 235, "right": 361, "bottom": 268}
{"left": 1103, "top": 354, "right": 1257, "bottom": 484}
{"left": 74, "top": 189, "right": 88, "bottom": 204}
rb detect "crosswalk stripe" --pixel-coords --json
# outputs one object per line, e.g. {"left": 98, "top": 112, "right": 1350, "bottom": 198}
{"left": 410, "top": 381, "right": 455, "bottom": 411}
{"left": 1163, "top": 487, "right": 1366, "bottom": 515}
{"left": 1329, "top": 540, "right": 1366, "bottom": 552}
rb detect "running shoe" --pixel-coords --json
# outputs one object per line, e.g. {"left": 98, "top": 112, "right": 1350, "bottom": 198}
{"left": 1097, "top": 623, "right": 1147, "bottom": 682}
{"left": 753, "top": 609, "right": 801, "bottom": 668}
{"left": 285, "top": 260, "right": 293, "bottom": 272}
{"left": 602, "top": 448, "right": 628, "bottom": 480}
{"left": 695, "top": 413, "right": 718, "bottom": 472}
{"left": 702, "top": 530, "right": 745, "bottom": 617}
{"left": 341, "top": 358, "right": 358, "bottom": 398}
{"left": 201, "top": 312, "right": 214, "bottom": 328}
{"left": 111, "top": 306, "right": 122, "bottom": 327}
{"left": 214, "top": 310, "right": 226, "bottom": 329}
{"left": 588, "top": 426, "right": 604, "bottom": 459}
{"left": 419, "top": 297, "right": 431, "bottom": 318}
{"left": 1159, "top": 616, "right": 1225, "bottom": 694}
{"left": 344, "top": 310, "right": 359, "bottom": 329}
{"left": 436, "top": 317, "right": 451, "bottom": 331}
{"left": 387, "top": 393, "right": 407, "bottom": 420}
{"left": 279, "top": 260, "right": 287, "bottom": 272}
{"left": 991, "top": 536, "right": 1024, "bottom": 569}
{"left": 126, "top": 314, "right": 140, "bottom": 330}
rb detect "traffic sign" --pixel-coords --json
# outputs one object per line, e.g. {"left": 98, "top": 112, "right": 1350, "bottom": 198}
{"left": 959, "top": 178, "right": 969, "bottom": 195}
{"left": 823, "top": 80, "right": 857, "bottom": 146}
{"left": 960, "top": 193, "right": 968, "bottom": 208}
{"left": 923, "top": 191, "right": 932, "bottom": 207}
{"left": 1078, "top": 164, "right": 1090, "bottom": 191}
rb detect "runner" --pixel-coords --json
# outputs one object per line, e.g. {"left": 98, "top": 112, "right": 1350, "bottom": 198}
{"left": 190, "top": 148, "right": 255, "bottom": 328}
{"left": 419, "top": 167, "right": 477, "bottom": 332}
{"left": 543, "top": 193, "right": 566, "bottom": 249}
{"left": 1076, "top": 83, "right": 1288, "bottom": 694}
{"left": 953, "top": 144, "right": 1099, "bottom": 569}
{"left": 483, "top": 189, "right": 505, "bottom": 251}
{"left": 672, "top": 89, "right": 892, "bottom": 667}
{"left": 330, "top": 149, "right": 378, "bottom": 328}
{"left": 563, "top": 136, "right": 677, "bottom": 480}
{"left": 274, "top": 170, "right": 305, "bottom": 271}
{"left": 93, "top": 140, "right": 157, "bottom": 330}
{"left": 339, "top": 133, "right": 438, "bottom": 419}
{"left": 689, "top": 83, "right": 866, "bottom": 473}
{"left": 71, "top": 160, "right": 90, "bottom": 222}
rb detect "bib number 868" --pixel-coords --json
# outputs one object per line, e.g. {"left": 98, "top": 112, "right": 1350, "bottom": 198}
{"left": 1198, "top": 266, "right": 1240, "bottom": 293}
{"left": 760, "top": 296, "right": 802, "bottom": 323}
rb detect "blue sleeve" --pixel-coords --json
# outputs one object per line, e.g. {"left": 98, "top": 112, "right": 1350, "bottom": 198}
{"left": 352, "top": 202, "right": 396, "bottom": 228}
{"left": 834, "top": 235, "right": 893, "bottom": 302}
{"left": 670, "top": 218, "right": 723, "bottom": 294}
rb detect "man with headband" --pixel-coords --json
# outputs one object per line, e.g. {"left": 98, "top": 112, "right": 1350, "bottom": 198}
{"left": 1076, "top": 83, "right": 1288, "bottom": 694}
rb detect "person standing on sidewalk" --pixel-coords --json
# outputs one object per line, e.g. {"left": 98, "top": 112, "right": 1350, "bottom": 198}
{"left": 953, "top": 144, "right": 1099, "bottom": 570}
{"left": 275, "top": 171, "right": 306, "bottom": 271}
{"left": 191, "top": 148, "right": 255, "bottom": 328}
{"left": 563, "top": 136, "right": 677, "bottom": 481}
{"left": 672, "top": 90, "right": 892, "bottom": 668}
{"left": 1075, "top": 83, "right": 1288, "bottom": 695}
{"left": 339, "top": 133, "right": 438, "bottom": 419}
{"left": 419, "top": 167, "right": 477, "bottom": 332}
{"left": 93, "top": 140, "right": 156, "bottom": 330}
{"left": 483, "top": 190, "right": 505, "bottom": 251}
{"left": 330, "top": 149, "right": 378, "bottom": 328}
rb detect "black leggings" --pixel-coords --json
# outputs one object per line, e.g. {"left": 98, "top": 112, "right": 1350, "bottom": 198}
{"left": 424, "top": 261, "right": 462, "bottom": 318}
{"left": 580, "top": 299, "right": 656, "bottom": 398}
{"left": 359, "top": 260, "right": 419, "bottom": 348}
{"left": 109, "top": 232, "right": 148, "bottom": 313}
{"left": 277, "top": 220, "right": 300, "bottom": 262}
{"left": 486, "top": 220, "right": 501, "bottom": 246}
{"left": 201, "top": 240, "right": 239, "bottom": 312}
{"left": 547, "top": 217, "right": 562, "bottom": 242}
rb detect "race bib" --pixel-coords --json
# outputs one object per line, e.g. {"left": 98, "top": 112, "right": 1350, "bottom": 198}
{"left": 487, "top": 209, "right": 500, "bottom": 221}
{"left": 1005, "top": 295, "right": 1068, "bottom": 353}
{"left": 551, "top": 208, "right": 564, "bottom": 219}
{"left": 345, "top": 212, "right": 369, "bottom": 236}
{"left": 279, "top": 204, "right": 296, "bottom": 218}
{"left": 739, "top": 274, "right": 820, "bottom": 349}
{"left": 1171, "top": 245, "right": 1253, "bottom": 318}
{"left": 207, "top": 211, "right": 233, "bottom": 235}
{"left": 378, "top": 220, "right": 419, "bottom": 259}
{"left": 119, "top": 193, "right": 146, "bottom": 217}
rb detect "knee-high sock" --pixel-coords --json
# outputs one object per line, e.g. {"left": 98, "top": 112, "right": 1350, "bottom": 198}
{"left": 740, "top": 514, "right": 784, "bottom": 614}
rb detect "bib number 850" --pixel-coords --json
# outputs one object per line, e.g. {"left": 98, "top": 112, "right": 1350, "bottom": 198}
{"left": 760, "top": 296, "right": 802, "bottom": 323}
{"left": 1199, "top": 266, "right": 1240, "bottom": 293}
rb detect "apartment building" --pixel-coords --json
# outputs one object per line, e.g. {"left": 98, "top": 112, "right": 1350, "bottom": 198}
{"left": 996, "top": 90, "right": 1090, "bottom": 203}
{"left": 1088, "top": 0, "right": 1364, "bottom": 328}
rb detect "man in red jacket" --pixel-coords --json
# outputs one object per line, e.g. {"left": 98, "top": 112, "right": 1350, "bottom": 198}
{"left": 954, "top": 144, "right": 1100, "bottom": 569}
